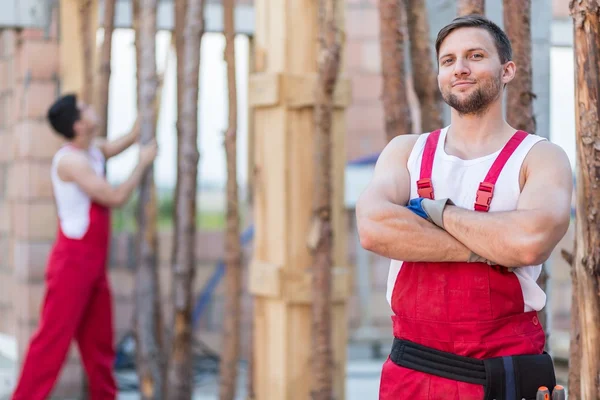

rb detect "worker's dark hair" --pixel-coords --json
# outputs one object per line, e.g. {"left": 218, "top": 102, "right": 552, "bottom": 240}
{"left": 435, "top": 14, "right": 513, "bottom": 64}
{"left": 47, "top": 94, "right": 80, "bottom": 139}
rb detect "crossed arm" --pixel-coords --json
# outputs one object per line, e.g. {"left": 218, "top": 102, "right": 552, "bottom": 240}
{"left": 356, "top": 136, "right": 573, "bottom": 267}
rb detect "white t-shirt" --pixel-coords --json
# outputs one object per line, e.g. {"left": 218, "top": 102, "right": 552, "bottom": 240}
{"left": 386, "top": 126, "right": 547, "bottom": 312}
{"left": 50, "top": 145, "right": 106, "bottom": 239}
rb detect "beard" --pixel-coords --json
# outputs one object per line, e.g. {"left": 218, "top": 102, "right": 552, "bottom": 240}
{"left": 442, "top": 73, "right": 502, "bottom": 116}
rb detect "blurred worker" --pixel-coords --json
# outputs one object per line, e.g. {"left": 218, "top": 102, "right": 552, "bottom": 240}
{"left": 12, "top": 94, "right": 157, "bottom": 400}
{"left": 356, "top": 15, "right": 572, "bottom": 400}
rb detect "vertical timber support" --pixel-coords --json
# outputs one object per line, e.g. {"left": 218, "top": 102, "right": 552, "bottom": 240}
{"left": 248, "top": 0, "right": 351, "bottom": 399}
{"left": 59, "top": 0, "right": 98, "bottom": 97}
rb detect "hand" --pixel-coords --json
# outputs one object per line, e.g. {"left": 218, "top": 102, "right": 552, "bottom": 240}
{"left": 468, "top": 251, "right": 498, "bottom": 266}
{"left": 406, "top": 198, "right": 430, "bottom": 220}
{"left": 139, "top": 139, "right": 158, "bottom": 167}
{"left": 406, "top": 197, "right": 454, "bottom": 229}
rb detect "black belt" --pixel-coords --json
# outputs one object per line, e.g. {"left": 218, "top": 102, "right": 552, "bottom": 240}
{"left": 389, "top": 338, "right": 556, "bottom": 400}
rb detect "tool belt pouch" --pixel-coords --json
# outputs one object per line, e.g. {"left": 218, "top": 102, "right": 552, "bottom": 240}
{"left": 483, "top": 352, "right": 556, "bottom": 400}
{"left": 389, "top": 338, "right": 556, "bottom": 400}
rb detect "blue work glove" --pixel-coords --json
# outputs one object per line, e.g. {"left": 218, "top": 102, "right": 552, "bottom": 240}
{"left": 406, "top": 197, "right": 453, "bottom": 229}
{"left": 407, "top": 198, "right": 498, "bottom": 266}
{"left": 406, "top": 198, "right": 429, "bottom": 220}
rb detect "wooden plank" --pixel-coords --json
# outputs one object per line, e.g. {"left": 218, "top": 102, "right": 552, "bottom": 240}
{"left": 283, "top": 267, "right": 351, "bottom": 304}
{"left": 284, "top": 75, "right": 352, "bottom": 109}
{"left": 332, "top": 108, "right": 349, "bottom": 280}
{"left": 248, "top": 263, "right": 351, "bottom": 304}
{"left": 59, "top": 0, "right": 99, "bottom": 97}
{"left": 287, "top": 304, "right": 313, "bottom": 400}
{"left": 249, "top": 0, "right": 348, "bottom": 398}
{"left": 287, "top": 0, "right": 317, "bottom": 74}
{"left": 248, "top": 260, "right": 282, "bottom": 297}
{"left": 248, "top": 72, "right": 280, "bottom": 108}
{"left": 332, "top": 302, "right": 348, "bottom": 399}
{"left": 59, "top": 0, "right": 85, "bottom": 95}
{"left": 287, "top": 107, "right": 315, "bottom": 270}
{"left": 254, "top": 298, "right": 288, "bottom": 399}
{"left": 254, "top": 107, "right": 287, "bottom": 265}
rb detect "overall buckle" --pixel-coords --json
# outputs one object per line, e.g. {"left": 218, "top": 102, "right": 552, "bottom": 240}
{"left": 475, "top": 182, "right": 494, "bottom": 212}
{"left": 417, "top": 178, "right": 434, "bottom": 199}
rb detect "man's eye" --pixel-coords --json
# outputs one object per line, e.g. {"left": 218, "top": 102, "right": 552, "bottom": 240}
{"left": 442, "top": 58, "right": 453, "bottom": 65}
{"left": 472, "top": 53, "right": 483, "bottom": 59}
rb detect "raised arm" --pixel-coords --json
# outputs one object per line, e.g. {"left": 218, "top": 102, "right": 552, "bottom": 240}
{"left": 95, "top": 118, "right": 140, "bottom": 159}
{"left": 356, "top": 134, "right": 472, "bottom": 262}
{"left": 57, "top": 140, "right": 157, "bottom": 208}
{"left": 443, "top": 141, "right": 573, "bottom": 267}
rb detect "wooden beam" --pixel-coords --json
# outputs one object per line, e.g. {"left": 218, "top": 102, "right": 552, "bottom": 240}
{"left": 249, "top": 0, "right": 349, "bottom": 398}
{"left": 248, "top": 261, "right": 351, "bottom": 303}
{"left": 59, "top": 0, "right": 99, "bottom": 97}
{"left": 249, "top": 73, "right": 352, "bottom": 109}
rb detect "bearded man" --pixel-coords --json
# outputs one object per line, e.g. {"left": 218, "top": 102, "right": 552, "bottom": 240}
{"left": 356, "top": 15, "right": 572, "bottom": 400}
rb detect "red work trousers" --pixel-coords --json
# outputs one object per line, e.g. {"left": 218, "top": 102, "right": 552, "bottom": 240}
{"left": 12, "top": 203, "right": 116, "bottom": 400}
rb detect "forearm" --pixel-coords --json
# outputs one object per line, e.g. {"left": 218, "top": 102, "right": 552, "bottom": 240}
{"left": 103, "top": 131, "right": 137, "bottom": 158}
{"left": 443, "top": 206, "right": 546, "bottom": 267}
{"left": 357, "top": 202, "right": 471, "bottom": 262}
{"left": 112, "top": 162, "right": 147, "bottom": 206}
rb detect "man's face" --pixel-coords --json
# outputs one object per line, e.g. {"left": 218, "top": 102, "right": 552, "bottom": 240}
{"left": 437, "top": 27, "right": 511, "bottom": 116}
{"left": 74, "top": 101, "right": 99, "bottom": 139}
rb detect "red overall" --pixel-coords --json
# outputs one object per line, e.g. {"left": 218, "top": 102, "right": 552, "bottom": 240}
{"left": 12, "top": 176, "right": 116, "bottom": 398}
{"left": 379, "top": 130, "right": 546, "bottom": 400}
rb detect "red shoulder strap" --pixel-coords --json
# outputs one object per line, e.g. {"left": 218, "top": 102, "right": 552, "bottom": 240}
{"left": 417, "top": 129, "right": 442, "bottom": 199}
{"left": 474, "top": 130, "right": 529, "bottom": 212}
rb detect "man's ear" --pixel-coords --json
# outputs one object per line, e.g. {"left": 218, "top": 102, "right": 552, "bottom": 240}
{"left": 501, "top": 61, "right": 516, "bottom": 85}
{"left": 72, "top": 120, "right": 83, "bottom": 137}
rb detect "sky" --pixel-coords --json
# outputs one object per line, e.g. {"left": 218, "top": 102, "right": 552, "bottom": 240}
{"left": 104, "top": 29, "right": 250, "bottom": 190}
{"left": 550, "top": 46, "right": 576, "bottom": 171}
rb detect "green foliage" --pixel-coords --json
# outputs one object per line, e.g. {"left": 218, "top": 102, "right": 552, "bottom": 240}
{"left": 111, "top": 193, "right": 227, "bottom": 232}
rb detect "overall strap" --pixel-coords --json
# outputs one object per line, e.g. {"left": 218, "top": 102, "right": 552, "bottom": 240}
{"left": 417, "top": 129, "right": 442, "bottom": 199}
{"left": 474, "top": 130, "right": 529, "bottom": 212}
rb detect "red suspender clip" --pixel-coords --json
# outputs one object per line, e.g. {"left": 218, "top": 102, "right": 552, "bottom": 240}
{"left": 418, "top": 129, "right": 442, "bottom": 199}
{"left": 417, "top": 178, "right": 434, "bottom": 199}
{"left": 473, "top": 130, "right": 529, "bottom": 212}
{"left": 474, "top": 182, "right": 494, "bottom": 211}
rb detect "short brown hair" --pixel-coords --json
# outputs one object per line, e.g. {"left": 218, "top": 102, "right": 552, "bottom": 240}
{"left": 435, "top": 15, "right": 513, "bottom": 64}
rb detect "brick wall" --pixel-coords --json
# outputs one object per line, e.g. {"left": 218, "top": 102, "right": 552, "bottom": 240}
{"left": 0, "top": 30, "right": 16, "bottom": 337}
{"left": 344, "top": 0, "right": 420, "bottom": 163}
{"left": 345, "top": 0, "right": 386, "bottom": 162}
{"left": 0, "top": 16, "right": 87, "bottom": 397}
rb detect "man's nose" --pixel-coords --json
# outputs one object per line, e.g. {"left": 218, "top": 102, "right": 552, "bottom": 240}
{"left": 453, "top": 60, "right": 470, "bottom": 77}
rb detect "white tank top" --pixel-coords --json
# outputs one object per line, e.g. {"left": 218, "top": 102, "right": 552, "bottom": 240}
{"left": 386, "top": 126, "right": 547, "bottom": 312}
{"left": 51, "top": 145, "right": 106, "bottom": 239}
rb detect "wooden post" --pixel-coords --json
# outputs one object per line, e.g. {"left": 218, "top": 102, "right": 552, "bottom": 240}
{"left": 569, "top": 2, "right": 600, "bottom": 399}
{"left": 59, "top": 0, "right": 98, "bottom": 97}
{"left": 378, "top": 0, "right": 412, "bottom": 141}
{"left": 457, "top": 0, "right": 484, "bottom": 16}
{"left": 219, "top": 0, "right": 243, "bottom": 397}
{"left": 406, "top": 0, "right": 442, "bottom": 133}
{"left": 247, "top": 0, "right": 350, "bottom": 398}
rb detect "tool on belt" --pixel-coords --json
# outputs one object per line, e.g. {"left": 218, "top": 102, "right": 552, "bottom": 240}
{"left": 537, "top": 385, "right": 566, "bottom": 400}
{"left": 389, "top": 338, "right": 556, "bottom": 400}
{"left": 536, "top": 387, "right": 550, "bottom": 400}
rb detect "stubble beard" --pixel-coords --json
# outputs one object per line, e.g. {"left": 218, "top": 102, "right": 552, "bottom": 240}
{"left": 442, "top": 73, "right": 502, "bottom": 117}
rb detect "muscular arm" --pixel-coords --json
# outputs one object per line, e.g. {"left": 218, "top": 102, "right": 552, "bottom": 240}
{"left": 443, "top": 141, "right": 573, "bottom": 268}
{"left": 57, "top": 152, "right": 147, "bottom": 208}
{"left": 356, "top": 134, "right": 471, "bottom": 262}
{"left": 95, "top": 119, "right": 139, "bottom": 159}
